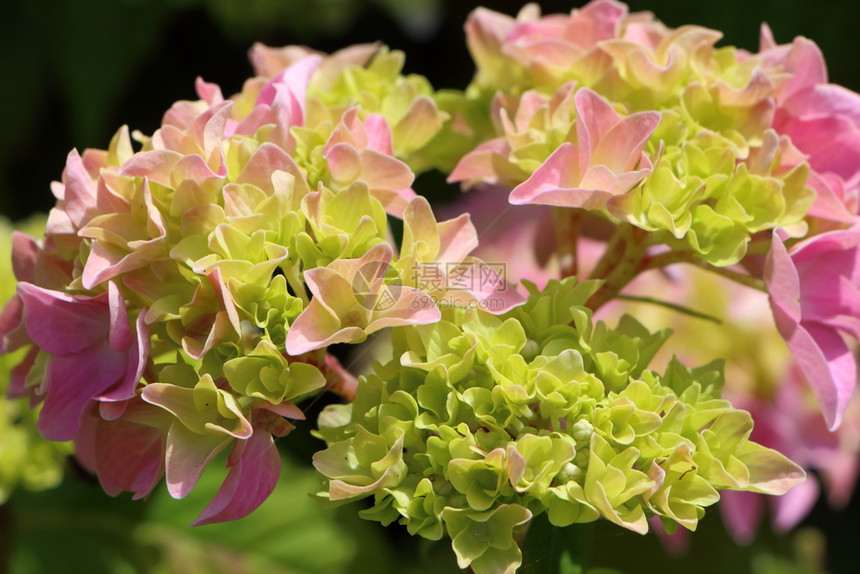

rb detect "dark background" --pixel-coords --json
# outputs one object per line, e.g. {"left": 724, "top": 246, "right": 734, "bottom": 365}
{"left": 0, "top": 1, "right": 858, "bottom": 572}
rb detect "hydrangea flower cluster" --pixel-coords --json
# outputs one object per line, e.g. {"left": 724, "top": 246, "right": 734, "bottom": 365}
{"left": 450, "top": 0, "right": 860, "bottom": 430}
{"left": 0, "top": 42, "right": 517, "bottom": 524}
{"left": 2, "top": 0, "right": 859, "bottom": 572}
{"left": 450, "top": 0, "right": 818, "bottom": 267}
{"left": 313, "top": 279, "right": 803, "bottom": 573}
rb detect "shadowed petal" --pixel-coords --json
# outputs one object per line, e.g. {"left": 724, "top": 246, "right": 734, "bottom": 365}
{"left": 192, "top": 430, "right": 281, "bottom": 526}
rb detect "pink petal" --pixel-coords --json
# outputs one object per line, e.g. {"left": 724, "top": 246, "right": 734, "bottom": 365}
{"left": 8, "top": 347, "right": 38, "bottom": 400}
{"left": 325, "top": 143, "right": 362, "bottom": 184}
{"left": 764, "top": 229, "right": 801, "bottom": 324}
{"left": 256, "top": 55, "right": 322, "bottom": 127}
{"left": 773, "top": 305, "right": 855, "bottom": 430}
{"left": 192, "top": 430, "right": 281, "bottom": 526}
{"left": 107, "top": 282, "right": 132, "bottom": 351}
{"left": 805, "top": 172, "right": 857, "bottom": 223}
{"left": 761, "top": 36, "right": 827, "bottom": 102}
{"left": 39, "top": 343, "right": 127, "bottom": 441}
{"left": 80, "top": 241, "right": 128, "bottom": 290}
{"left": 590, "top": 111, "right": 660, "bottom": 173}
{"left": 447, "top": 138, "right": 514, "bottom": 185}
{"left": 358, "top": 149, "right": 415, "bottom": 191}
{"left": 776, "top": 113, "right": 860, "bottom": 184}
{"left": 364, "top": 285, "right": 442, "bottom": 331}
{"left": 0, "top": 295, "right": 25, "bottom": 354}
{"left": 172, "top": 153, "right": 224, "bottom": 185}
{"left": 364, "top": 114, "right": 395, "bottom": 155}
{"left": 11, "top": 231, "right": 39, "bottom": 283}
{"left": 249, "top": 43, "right": 316, "bottom": 77}
{"left": 61, "top": 149, "right": 98, "bottom": 229}
{"left": 464, "top": 7, "right": 516, "bottom": 76}
{"left": 98, "top": 309, "right": 150, "bottom": 402}
{"left": 195, "top": 76, "right": 224, "bottom": 106}
{"left": 719, "top": 490, "right": 763, "bottom": 545}
{"left": 770, "top": 475, "right": 820, "bottom": 532}
{"left": 463, "top": 264, "right": 526, "bottom": 314}
{"left": 509, "top": 143, "right": 585, "bottom": 206}
{"left": 799, "top": 322, "right": 856, "bottom": 430}
{"left": 437, "top": 214, "right": 479, "bottom": 264}
{"left": 119, "top": 150, "right": 183, "bottom": 188}
{"left": 236, "top": 142, "right": 305, "bottom": 196}
{"left": 163, "top": 422, "right": 232, "bottom": 499}
{"left": 566, "top": 0, "right": 627, "bottom": 47}
{"left": 783, "top": 84, "right": 860, "bottom": 126}
{"left": 258, "top": 401, "right": 305, "bottom": 420}
{"left": 95, "top": 407, "right": 167, "bottom": 499}
{"left": 17, "top": 283, "right": 109, "bottom": 355}
{"left": 285, "top": 298, "right": 366, "bottom": 355}
{"left": 575, "top": 88, "right": 622, "bottom": 163}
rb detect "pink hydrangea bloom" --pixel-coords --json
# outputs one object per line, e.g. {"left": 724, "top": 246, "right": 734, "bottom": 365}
{"left": 765, "top": 227, "right": 860, "bottom": 429}
{"left": 761, "top": 26, "right": 860, "bottom": 223}
{"left": 465, "top": 0, "right": 629, "bottom": 91}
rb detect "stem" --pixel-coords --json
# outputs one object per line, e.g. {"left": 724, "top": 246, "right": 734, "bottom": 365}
{"left": 586, "top": 224, "right": 650, "bottom": 311}
{"left": 687, "top": 258, "right": 768, "bottom": 292}
{"left": 638, "top": 247, "right": 768, "bottom": 291}
{"left": 615, "top": 294, "right": 723, "bottom": 324}
{"left": 640, "top": 249, "right": 694, "bottom": 271}
{"left": 552, "top": 207, "right": 582, "bottom": 278}
{"left": 587, "top": 225, "right": 628, "bottom": 281}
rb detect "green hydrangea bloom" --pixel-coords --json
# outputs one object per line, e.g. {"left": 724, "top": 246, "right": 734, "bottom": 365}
{"left": 313, "top": 278, "right": 805, "bottom": 574}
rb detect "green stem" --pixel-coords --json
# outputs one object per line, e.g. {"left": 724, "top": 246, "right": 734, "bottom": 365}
{"left": 615, "top": 294, "right": 723, "bottom": 324}
{"left": 640, "top": 249, "right": 694, "bottom": 271}
{"left": 639, "top": 248, "right": 768, "bottom": 292}
{"left": 687, "top": 258, "right": 768, "bottom": 292}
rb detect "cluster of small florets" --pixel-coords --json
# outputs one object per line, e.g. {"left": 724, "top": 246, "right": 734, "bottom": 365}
{"left": 4, "top": 0, "right": 859, "bottom": 572}
{"left": 313, "top": 279, "right": 803, "bottom": 574}
{"left": 448, "top": 0, "right": 860, "bottom": 436}
{"left": 0, "top": 41, "right": 520, "bottom": 524}
{"left": 448, "top": 0, "right": 830, "bottom": 265}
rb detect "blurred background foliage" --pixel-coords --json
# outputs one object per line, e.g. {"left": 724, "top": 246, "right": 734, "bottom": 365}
{"left": 0, "top": 0, "right": 858, "bottom": 573}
